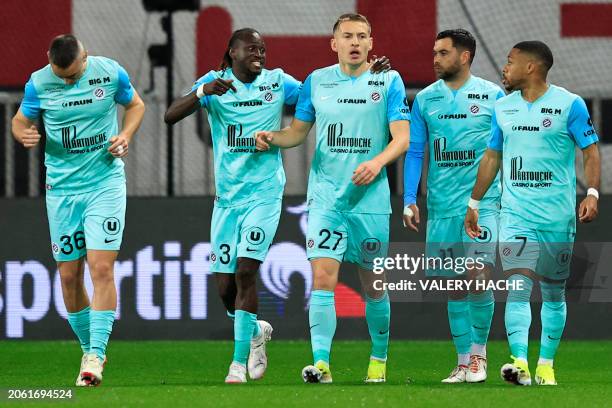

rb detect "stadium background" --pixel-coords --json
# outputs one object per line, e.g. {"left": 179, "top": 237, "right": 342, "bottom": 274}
{"left": 0, "top": 0, "right": 611, "bottom": 341}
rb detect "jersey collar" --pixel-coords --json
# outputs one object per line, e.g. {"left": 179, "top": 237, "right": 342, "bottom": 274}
{"left": 334, "top": 64, "right": 370, "bottom": 81}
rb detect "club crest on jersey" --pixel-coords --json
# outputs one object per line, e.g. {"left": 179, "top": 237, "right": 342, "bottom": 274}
{"left": 51, "top": 242, "right": 60, "bottom": 254}
{"left": 307, "top": 239, "right": 314, "bottom": 248}
{"left": 542, "top": 118, "right": 552, "bottom": 128}
{"left": 210, "top": 252, "right": 217, "bottom": 262}
{"left": 93, "top": 87, "right": 105, "bottom": 100}
{"left": 264, "top": 91, "right": 274, "bottom": 102}
{"left": 470, "top": 104, "right": 480, "bottom": 114}
{"left": 370, "top": 91, "right": 381, "bottom": 103}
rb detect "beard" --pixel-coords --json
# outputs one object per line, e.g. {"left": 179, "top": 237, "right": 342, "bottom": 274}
{"left": 436, "top": 61, "right": 462, "bottom": 81}
{"left": 502, "top": 76, "right": 516, "bottom": 92}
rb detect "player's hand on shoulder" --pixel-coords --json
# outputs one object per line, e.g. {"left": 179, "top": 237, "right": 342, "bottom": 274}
{"left": 403, "top": 204, "right": 420, "bottom": 232}
{"left": 21, "top": 125, "right": 41, "bottom": 148}
{"left": 464, "top": 207, "right": 481, "bottom": 239}
{"left": 352, "top": 159, "right": 383, "bottom": 186}
{"left": 578, "top": 195, "right": 598, "bottom": 223}
{"left": 200, "top": 78, "right": 237, "bottom": 96}
{"left": 255, "top": 131, "right": 273, "bottom": 151}
{"left": 369, "top": 55, "right": 390, "bottom": 74}
{"left": 108, "top": 134, "right": 129, "bottom": 158}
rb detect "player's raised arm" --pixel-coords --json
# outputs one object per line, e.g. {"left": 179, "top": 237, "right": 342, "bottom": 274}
{"left": 256, "top": 71, "right": 315, "bottom": 150}
{"left": 164, "top": 74, "right": 236, "bottom": 124}
{"left": 255, "top": 118, "right": 313, "bottom": 150}
{"left": 352, "top": 120, "right": 409, "bottom": 186}
{"left": 353, "top": 72, "right": 410, "bottom": 186}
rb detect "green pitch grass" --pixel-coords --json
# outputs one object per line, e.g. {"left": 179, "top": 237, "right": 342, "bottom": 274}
{"left": 1, "top": 340, "right": 610, "bottom": 407}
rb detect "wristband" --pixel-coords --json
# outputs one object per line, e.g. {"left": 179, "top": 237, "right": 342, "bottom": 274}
{"left": 196, "top": 83, "right": 206, "bottom": 98}
{"left": 468, "top": 198, "right": 480, "bottom": 210}
{"left": 587, "top": 188, "right": 599, "bottom": 200}
{"left": 403, "top": 205, "right": 414, "bottom": 218}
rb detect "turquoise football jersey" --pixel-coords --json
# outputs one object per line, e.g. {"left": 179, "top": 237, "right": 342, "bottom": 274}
{"left": 20, "top": 56, "right": 134, "bottom": 196}
{"left": 294, "top": 65, "right": 409, "bottom": 214}
{"left": 192, "top": 68, "right": 301, "bottom": 207}
{"left": 405, "top": 76, "right": 504, "bottom": 219}
{"left": 488, "top": 84, "right": 599, "bottom": 232}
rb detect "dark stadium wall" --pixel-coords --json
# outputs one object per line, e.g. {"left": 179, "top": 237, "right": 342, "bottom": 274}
{"left": 1, "top": 197, "right": 611, "bottom": 340}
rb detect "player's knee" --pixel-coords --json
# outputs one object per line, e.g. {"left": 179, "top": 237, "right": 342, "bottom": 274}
{"left": 235, "top": 258, "right": 259, "bottom": 290}
{"left": 59, "top": 270, "right": 78, "bottom": 289}
{"left": 363, "top": 285, "right": 385, "bottom": 300}
{"left": 215, "top": 274, "right": 237, "bottom": 308}
{"left": 506, "top": 273, "right": 534, "bottom": 302}
{"left": 540, "top": 280, "right": 566, "bottom": 303}
{"left": 312, "top": 268, "right": 337, "bottom": 291}
{"left": 89, "top": 261, "right": 115, "bottom": 285}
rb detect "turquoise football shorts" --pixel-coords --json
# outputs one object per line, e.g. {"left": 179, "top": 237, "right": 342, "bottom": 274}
{"left": 499, "top": 212, "right": 574, "bottom": 281}
{"left": 46, "top": 183, "right": 126, "bottom": 261}
{"left": 210, "top": 199, "right": 282, "bottom": 273}
{"left": 306, "top": 208, "right": 389, "bottom": 269}
{"left": 425, "top": 208, "right": 499, "bottom": 277}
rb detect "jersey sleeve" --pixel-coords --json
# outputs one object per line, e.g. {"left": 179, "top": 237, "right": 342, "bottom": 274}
{"left": 403, "top": 97, "right": 425, "bottom": 205}
{"left": 568, "top": 96, "right": 599, "bottom": 148}
{"left": 20, "top": 78, "right": 41, "bottom": 120}
{"left": 294, "top": 74, "right": 315, "bottom": 123}
{"left": 114, "top": 65, "right": 135, "bottom": 105}
{"left": 191, "top": 71, "right": 217, "bottom": 108}
{"left": 487, "top": 111, "right": 503, "bottom": 151}
{"left": 387, "top": 73, "right": 410, "bottom": 122}
{"left": 409, "top": 97, "right": 427, "bottom": 145}
{"left": 282, "top": 72, "right": 302, "bottom": 106}
{"left": 403, "top": 140, "right": 425, "bottom": 206}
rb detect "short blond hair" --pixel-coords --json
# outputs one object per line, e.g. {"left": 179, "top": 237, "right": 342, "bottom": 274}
{"left": 333, "top": 13, "right": 371, "bottom": 34}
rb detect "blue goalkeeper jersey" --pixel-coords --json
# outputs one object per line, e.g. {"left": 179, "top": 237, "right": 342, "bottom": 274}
{"left": 192, "top": 68, "right": 301, "bottom": 207}
{"left": 488, "top": 84, "right": 599, "bottom": 232}
{"left": 404, "top": 75, "right": 504, "bottom": 219}
{"left": 295, "top": 65, "right": 410, "bottom": 214}
{"left": 19, "top": 56, "right": 135, "bottom": 196}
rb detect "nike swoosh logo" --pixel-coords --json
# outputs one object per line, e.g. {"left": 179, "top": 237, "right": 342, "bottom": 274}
{"left": 320, "top": 95, "right": 332, "bottom": 100}
{"left": 473, "top": 325, "right": 486, "bottom": 330}
{"left": 508, "top": 330, "right": 520, "bottom": 336}
{"left": 104, "top": 238, "right": 117, "bottom": 243}
{"left": 310, "top": 324, "right": 320, "bottom": 330}
{"left": 473, "top": 251, "right": 487, "bottom": 255}
{"left": 246, "top": 247, "right": 257, "bottom": 252}
{"left": 451, "top": 332, "right": 470, "bottom": 338}
{"left": 379, "top": 330, "right": 389, "bottom": 335}
{"left": 428, "top": 109, "right": 441, "bottom": 116}
{"left": 547, "top": 335, "right": 561, "bottom": 341}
